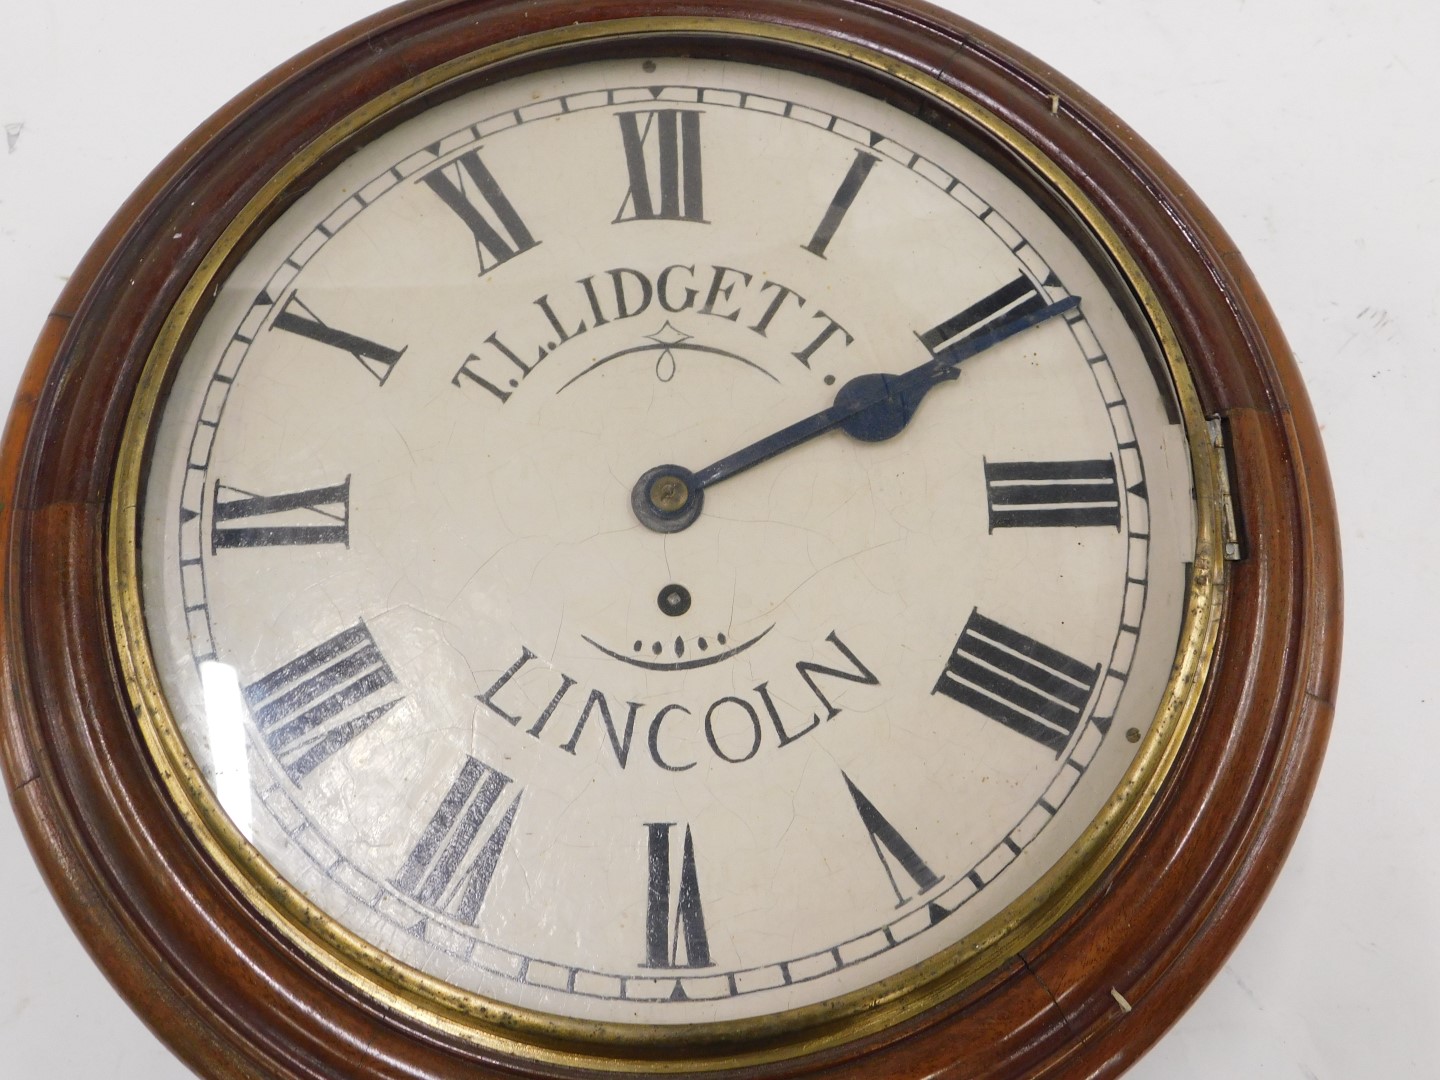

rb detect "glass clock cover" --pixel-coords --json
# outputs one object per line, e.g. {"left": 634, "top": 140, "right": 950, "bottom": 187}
{"left": 134, "top": 53, "right": 1202, "bottom": 1032}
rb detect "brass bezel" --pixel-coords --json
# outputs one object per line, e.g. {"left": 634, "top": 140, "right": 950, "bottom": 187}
{"left": 108, "top": 17, "right": 1229, "bottom": 1073}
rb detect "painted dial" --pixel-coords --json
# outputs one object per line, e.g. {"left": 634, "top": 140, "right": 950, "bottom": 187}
{"left": 139, "top": 54, "right": 1196, "bottom": 1027}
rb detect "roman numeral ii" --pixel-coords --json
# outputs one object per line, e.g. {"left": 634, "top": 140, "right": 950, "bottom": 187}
{"left": 918, "top": 275, "right": 1046, "bottom": 356}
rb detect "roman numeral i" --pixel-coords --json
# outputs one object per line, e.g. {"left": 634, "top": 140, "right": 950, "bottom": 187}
{"left": 803, "top": 148, "right": 880, "bottom": 258}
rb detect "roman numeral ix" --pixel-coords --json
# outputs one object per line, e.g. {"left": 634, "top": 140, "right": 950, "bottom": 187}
{"left": 211, "top": 476, "right": 350, "bottom": 552}
{"left": 615, "top": 110, "right": 706, "bottom": 223}
{"left": 391, "top": 756, "right": 521, "bottom": 925}
{"left": 420, "top": 148, "right": 539, "bottom": 273}
{"left": 934, "top": 611, "right": 1100, "bottom": 754}
{"left": 243, "top": 621, "right": 400, "bottom": 782}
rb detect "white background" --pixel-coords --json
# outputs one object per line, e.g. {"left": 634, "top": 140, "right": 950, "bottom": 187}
{"left": 0, "top": 1, "right": 1434, "bottom": 1076}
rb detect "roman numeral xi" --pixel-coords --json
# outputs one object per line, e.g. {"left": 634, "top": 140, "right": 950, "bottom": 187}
{"left": 421, "top": 148, "right": 539, "bottom": 274}
{"left": 934, "top": 611, "right": 1100, "bottom": 754}
{"left": 243, "top": 621, "right": 400, "bottom": 783}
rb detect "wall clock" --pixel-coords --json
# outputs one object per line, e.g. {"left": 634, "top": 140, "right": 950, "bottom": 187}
{"left": 0, "top": 0, "right": 1340, "bottom": 1076}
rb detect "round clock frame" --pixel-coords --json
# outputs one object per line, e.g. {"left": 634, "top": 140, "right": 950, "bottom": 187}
{"left": 0, "top": 1, "right": 1339, "bottom": 1078}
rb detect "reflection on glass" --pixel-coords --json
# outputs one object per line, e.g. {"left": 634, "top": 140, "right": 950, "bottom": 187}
{"left": 200, "top": 660, "right": 253, "bottom": 838}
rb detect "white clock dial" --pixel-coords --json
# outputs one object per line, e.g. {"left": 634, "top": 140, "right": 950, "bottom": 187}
{"left": 139, "top": 55, "right": 1194, "bottom": 1026}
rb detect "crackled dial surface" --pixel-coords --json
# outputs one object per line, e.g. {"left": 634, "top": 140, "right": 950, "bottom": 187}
{"left": 139, "top": 54, "right": 1195, "bottom": 1025}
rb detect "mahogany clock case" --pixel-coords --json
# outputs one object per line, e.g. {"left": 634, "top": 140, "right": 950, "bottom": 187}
{"left": 0, "top": 1, "right": 1339, "bottom": 1078}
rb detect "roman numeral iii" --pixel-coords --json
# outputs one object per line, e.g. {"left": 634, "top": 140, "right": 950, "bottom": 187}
{"left": 614, "top": 110, "right": 706, "bottom": 223}
{"left": 392, "top": 756, "right": 521, "bottom": 925}
{"left": 933, "top": 611, "right": 1100, "bottom": 754}
{"left": 420, "top": 149, "right": 539, "bottom": 273}
{"left": 272, "top": 293, "right": 406, "bottom": 385}
{"left": 243, "top": 621, "right": 400, "bottom": 782}
{"left": 984, "top": 458, "right": 1122, "bottom": 530}
{"left": 642, "top": 822, "right": 712, "bottom": 969}
{"left": 211, "top": 476, "right": 350, "bottom": 552}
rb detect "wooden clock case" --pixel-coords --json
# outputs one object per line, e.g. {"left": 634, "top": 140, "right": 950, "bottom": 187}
{"left": 0, "top": 0, "right": 1340, "bottom": 1076}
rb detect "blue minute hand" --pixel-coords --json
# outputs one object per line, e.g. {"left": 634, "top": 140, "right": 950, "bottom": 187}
{"left": 692, "top": 293, "right": 1081, "bottom": 489}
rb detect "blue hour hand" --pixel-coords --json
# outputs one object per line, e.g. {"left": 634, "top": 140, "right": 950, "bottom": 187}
{"left": 631, "top": 292, "right": 1081, "bottom": 534}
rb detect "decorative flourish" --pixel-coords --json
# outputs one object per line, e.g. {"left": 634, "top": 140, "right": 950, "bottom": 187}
{"left": 557, "top": 324, "right": 777, "bottom": 394}
{"left": 647, "top": 321, "right": 691, "bottom": 382}
{"left": 583, "top": 626, "right": 771, "bottom": 672}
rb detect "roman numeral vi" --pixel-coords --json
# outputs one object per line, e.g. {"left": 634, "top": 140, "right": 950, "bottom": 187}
{"left": 642, "top": 822, "right": 712, "bottom": 969}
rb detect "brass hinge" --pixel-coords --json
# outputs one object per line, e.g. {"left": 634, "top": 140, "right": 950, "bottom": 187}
{"left": 1206, "top": 417, "right": 1243, "bottom": 561}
